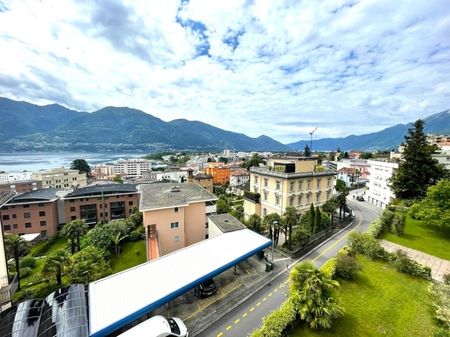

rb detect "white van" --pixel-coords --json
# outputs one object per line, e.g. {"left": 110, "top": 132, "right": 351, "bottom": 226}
{"left": 118, "top": 315, "right": 188, "bottom": 337}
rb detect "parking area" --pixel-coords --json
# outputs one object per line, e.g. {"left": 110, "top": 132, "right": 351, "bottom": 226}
{"left": 152, "top": 251, "right": 293, "bottom": 336}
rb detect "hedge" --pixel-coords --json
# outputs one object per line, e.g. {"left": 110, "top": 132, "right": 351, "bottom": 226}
{"left": 250, "top": 299, "right": 297, "bottom": 337}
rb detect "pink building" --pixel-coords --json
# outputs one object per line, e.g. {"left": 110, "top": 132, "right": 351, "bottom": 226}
{"left": 139, "top": 183, "right": 217, "bottom": 260}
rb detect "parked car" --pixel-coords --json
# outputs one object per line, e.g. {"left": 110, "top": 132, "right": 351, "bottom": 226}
{"left": 118, "top": 315, "right": 188, "bottom": 337}
{"left": 194, "top": 278, "right": 217, "bottom": 298}
{"left": 356, "top": 195, "right": 365, "bottom": 201}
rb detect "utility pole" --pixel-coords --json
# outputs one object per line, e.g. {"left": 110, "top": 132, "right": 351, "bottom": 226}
{"left": 309, "top": 127, "right": 318, "bottom": 153}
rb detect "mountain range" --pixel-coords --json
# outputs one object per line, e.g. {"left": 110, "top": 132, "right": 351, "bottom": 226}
{"left": 0, "top": 97, "right": 449, "bottom": 152}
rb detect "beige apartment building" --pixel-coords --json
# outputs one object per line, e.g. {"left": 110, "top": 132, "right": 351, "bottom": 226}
{"left": 0, "top": 190, "right": 15, "bottom": 310}
{"left": 139, "top": 183, "right": 217, "bottom": 260}
{"left": 32, "top": 168, "right": 87, "bottom": 189}
{"left": 244, "top": 157, "right": 336, "bottom": 219}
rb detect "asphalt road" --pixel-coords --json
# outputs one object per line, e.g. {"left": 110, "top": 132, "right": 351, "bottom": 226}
{"left": 197, "top": 199, "right": 381, "bottom": 337}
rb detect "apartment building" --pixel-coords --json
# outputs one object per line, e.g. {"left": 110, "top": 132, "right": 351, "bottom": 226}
{"left": 0, "top": 190, "right": 15, "bottom": 310}
{"left": 63, "top": 184, "right": 139, "bottom": 225}
{"left": 139, "top": 183, "right": 217, "bottom": 260}
{"left": 0, "top": 172, "right": 32, "bottom": 182}
{"left": 0, "top": 189, "right": 61, "bottom": 238}
{"left": 206, "top": 163, "right": 231, "bottom": 185}
{"left": 230, "top": 169, "right": 250, "bottom": 187}
{"left": 187, "top": 170, "right": 214, "bottom": 193}
{"left": 243, "top": 157, "right": 336, "bottom": 220}
{"left": 32, "top": 168, "right": 87, "bottom": 189}
{"left": 113, "top": 159, "right": 150, "bottom": 178}
{"left": 366, "top": 160, "right": 398, "bottom": 208}
{"left": 0, "top": 180, "right": 43, "bottom": 193}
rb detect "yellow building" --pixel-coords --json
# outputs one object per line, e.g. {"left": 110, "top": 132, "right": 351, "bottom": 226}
{"left": 243, "top": 157, "right": 336, "bottom": 219}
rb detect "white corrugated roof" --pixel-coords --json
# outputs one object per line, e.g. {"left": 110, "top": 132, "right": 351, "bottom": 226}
{"left": 88, "top": 229, "right": 271, "bottom": 337}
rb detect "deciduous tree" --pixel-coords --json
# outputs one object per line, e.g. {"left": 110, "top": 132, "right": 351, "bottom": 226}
{"left": 41, "top": 249, "right": 69, "bottom": 285}
{"left": 70, "top": 159, "right": 91, "bottom": 176}
{"left": 4, "top": 234, "right": 29, "bottom": 291}
{"left": 67, "top": 246, "right": 110, "bottom": 283}
{"left": 63, "top": 219, "right": 89, "bottom": 254}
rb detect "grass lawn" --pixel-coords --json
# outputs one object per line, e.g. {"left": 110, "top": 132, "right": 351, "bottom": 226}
{"left": 111, "top": 240, "right": 146, "bottom": 273}
{"left": 382, "top": 215, "right": 450, "bottom": 260}
{"left": 289, "top": 255, "right": 436, "bottom": 337}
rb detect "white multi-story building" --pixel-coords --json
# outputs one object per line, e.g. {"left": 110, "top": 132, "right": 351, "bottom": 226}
{"left": 113, "top": 159, "right": 150, "bottom": 177}
{"left": 32, "top": 168, "right": 87, "bottom": 189}
{"left": 0, "top": 172, "right": 33, "bottom": 182}
{"left": 432, "top": 145, "right": 450, "bottom": 171}
{"left": 366, "top": 160, "right": 398, "bottom": 208}
{"left": 156, "top": 170, "right": 189, "bottom": 183}
{"left": 230, "top": 169, "right": 250, "bottom": 187}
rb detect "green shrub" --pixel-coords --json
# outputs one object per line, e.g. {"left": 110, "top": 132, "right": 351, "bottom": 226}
{"left": 20, "top": 256, "right": 36, "bottom": 269}
{"left": 430, "top": 283, "right": 450, "bottom": 331}
{"left": 128, "top": 227, "right": 145, "bottom": 241}
{"left": 380, "top": 209, "right": 395, "bottom": 232}
{"left": 348, "top": 232, "right": 391, "bottom": 261}
{"left": 367, "top": 219, "right": 383, "bottom": 238}
{"left": 432, "top": 328, "right": 450, "bottom": 337}
{"left": 19, "top": 267, "right": 32, "bottom": 279}
{"left": 394, "top": 250, "right": 431, "bottom": 279}
{"left": 335, "top": 254, "right": 361, "bottom": 280}
{"left": 391, "top": 213, "right": 406, "bottom": 236}
{"left": 32, "top": 234, "right": 60, "bottom": 257}
{"left": 320, "top": 258, "right": 337, "bottom": 278}
{"left": 291, "top": 227, "right": 310, "bottom": 246}
{"left": 250, "top": 299, "right": 296, "bottom": 337}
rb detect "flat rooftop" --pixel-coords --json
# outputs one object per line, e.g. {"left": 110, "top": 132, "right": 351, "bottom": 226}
{"left": 65, "top": 184, "right": 137, "bottom": 198}
{"left": 139, "top": 182, "right": 217, "bottom": 211}
{"left": 208, "top": 213, "right": 246, "bottom": 233}
{"left": 88, "top": 229, "right": 271, "bottom": 337}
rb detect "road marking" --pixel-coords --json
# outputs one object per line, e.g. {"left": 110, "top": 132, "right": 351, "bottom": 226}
{"left": 256, "top": 302, "right": 261, "bottom": 306}
{"left": 262, "top": 297, "right": 267, "bottom": 302}
{"left": 284, "top": 280, "right": 289, "bottom": 285}
{"left": 217, "top": 333, "right": 223, "bottom": 337}
{"left": 268, "top": 292, "right": 273, "bottom": 297}
{"left": 243, "top": 312, "right": 248, "bottom": 317}
{"left": 311, "top": 211, "right": 362, "bottom": 263}
{"left": 226, "top": 325, "right": 232, "bottom": 331}
{"left": 274, "top": 288, "right": 278, "bottom": 292}
{"left": 234, "top": 319, "right": 240, "bottom": 324}
{"left": 249, "top": 307, "right": 255, "bottom": 312}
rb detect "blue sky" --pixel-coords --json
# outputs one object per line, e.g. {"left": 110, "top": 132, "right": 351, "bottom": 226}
{"left": 0, "top": 0, "right": 449, "bottom": 143}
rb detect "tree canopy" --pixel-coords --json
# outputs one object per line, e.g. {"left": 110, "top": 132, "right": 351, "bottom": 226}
{"left": 67, "top": 246, "right": 110, "bottom": 283}
{"left": 304, "top": 144, "right": 311, "bottom": 157}
{"left": 242, "top": 153, "right": 264, "bottom": 170}
{"left": 70, "top": 159, "right": 91, "bottom": 175}
{"left": 409, "top": 179, "right": 450, "bottom": 234}
{"left": 391, "top": 119, "right": 446, "bottom": 200}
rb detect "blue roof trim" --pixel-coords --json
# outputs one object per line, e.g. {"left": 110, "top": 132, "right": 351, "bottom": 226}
{"left": 89, "top": 240, "right": 271, "bottom": 337}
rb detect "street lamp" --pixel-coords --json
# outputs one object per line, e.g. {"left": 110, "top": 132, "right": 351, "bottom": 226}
{"left": 272, "top": 220, "right": 277, "bottom": 263}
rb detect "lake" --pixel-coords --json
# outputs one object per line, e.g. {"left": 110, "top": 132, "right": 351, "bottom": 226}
{"left": 0, "top": 152, "right": 145, "bottom": 172}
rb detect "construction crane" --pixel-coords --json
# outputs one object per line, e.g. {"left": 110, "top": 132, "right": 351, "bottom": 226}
{"left": 309, "top": 127, "right": 318, "bottom": 153}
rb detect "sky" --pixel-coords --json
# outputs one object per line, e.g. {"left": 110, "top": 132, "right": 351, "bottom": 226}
{"left": 0, "top": 0, "right": 449, "bottom": 144}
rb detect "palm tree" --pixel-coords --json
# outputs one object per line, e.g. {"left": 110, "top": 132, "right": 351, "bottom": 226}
{"left": 246, "top": 214, "right": 262, "bottom": 233}
{"left": 283, "top": 207, "right": 299, "bottom": 249}
{"left": 41, "top": 249, "right": 69, "bottom": 285}
{"left": 290, "top": 262, "right": 343, "bottom": 330}
{"left": 62, "top": 219, "right": 89, "bottom": 254}
{"left": 112, "top": 232, "right": 128, "bottom": 256}
{"left": 4, "top": 234, "right": 29, "bottom": 291}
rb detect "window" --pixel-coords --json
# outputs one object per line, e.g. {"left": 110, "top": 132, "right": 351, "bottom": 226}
{"left": 129, "top": 201, "right": 133, "bottom": 206}
{"left": 174, "top": 236, "right": 180, "bottom": 242}
{"left": 174, "top": 207, "right": 178, "bottom": 213}
{"left": 12, "top": 214, "right": 16, "bottom": 219}
{"left": 298, "top": 194, "right": 303, "bottom": 206}
{"left": 289, "top": 196, "right": 294, "bottom": 207}
{"left": 2, "top": 215, "right": 9, "bottom": 220}
{"left": 170, "top": 222, "right": 179, "bottom": 229}
{"left": 110, "top": 201, "right": 125, "bottom": 220}
{"left": 263, "top": 191, "right": 268, "bottom": 201}
{"left": 40, "top": 230, "right": 47, "bottom": 238}
{"left": 290, "top": 181, "right": 294, "bottom": 192}
{"left": 70, "top": 207, "right": 76, "bottom": 212}
{"left": 24, "top": 213, "right": 31, "bottom": 219}
{"left": 327, "top": 178, "right": 331, "bottom": 188}
{"left": 298, "top": 180, "right": 303, "bottom": 190}
{"left": 71, "top": 215, "right": 76, "bottom": 220}
{"left": 100, "top": 212, "right": 103, "bottom": 217}
{"left": 306, "top": 193, "right": 311, "bottom": 204}
{"left": 275, "top": 195, "right": 280, "bottom": 205}
{"left": 316, "top": 193, "right": 320, "bottom": 203}
{"left": 317, "top": 179, "right": 321, "bottom": 189}
{"left": 23, "top": 204, "right": 29, "bottom": 208}
{"left": 69, "top": 199, "right": 75, "bottom": 203}
{"left": 276, "top": 180, "right": 281, "bottom": 190}
{"left": 263, "top": 208, "right": 267, "bottom": 217}
{"left": 4, "top": 225, "right": 11, "bottom": 230}
{"left": 264, "top": 178, "right": 268, "bottom": 187}
{"left": 39, "top": 211, "right": 45, "bottom": 217}
{"left": 80, "top": 204, "right": 97, "bottom": 223}
{"left": 307, "top": 180, "right": 311, "bottom": 190}
{"left": 25, "top": 222, "right": 32, "bottom": 228}
{"left": 38, "top": 203, "right": 44, "bottom": 207}
{"left": 254, "top": 176, "right": 259, "bottom": 184}
{"left": 40, "top": 220, "right": 46, "bottom": 226}
{"left": 13, "top": 224, "right": 18, "bottom": 229}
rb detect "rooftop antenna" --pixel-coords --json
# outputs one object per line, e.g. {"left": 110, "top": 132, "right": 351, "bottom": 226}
{"left": 309, "top": 127, "right": 318, "bottom": 153}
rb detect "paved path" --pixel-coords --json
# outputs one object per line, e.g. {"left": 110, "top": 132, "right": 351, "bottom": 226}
{"left": 380, "top": 240, "right": 450, "bottom": 282}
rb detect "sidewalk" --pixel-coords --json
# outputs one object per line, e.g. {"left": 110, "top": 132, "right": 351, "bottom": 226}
{"left": 380, "top": 240, "right": 450, "bottom": 282}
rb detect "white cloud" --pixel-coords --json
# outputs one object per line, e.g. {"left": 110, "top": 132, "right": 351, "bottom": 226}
{"left": 0, "top": 0, "right": 449, "bottom": 143}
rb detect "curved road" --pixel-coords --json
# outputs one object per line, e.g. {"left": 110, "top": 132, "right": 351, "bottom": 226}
{"left": 197, "top": 199, "right": 381, "bottom": 337}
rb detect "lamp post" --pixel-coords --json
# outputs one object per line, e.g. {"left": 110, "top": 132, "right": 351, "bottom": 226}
{"left": 272, "top": 220, "right": 277, "bottom": 263}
